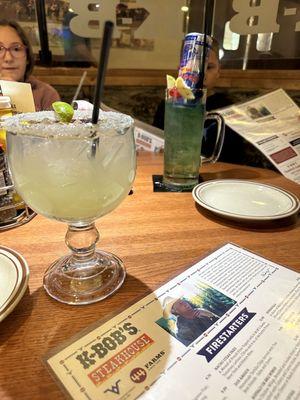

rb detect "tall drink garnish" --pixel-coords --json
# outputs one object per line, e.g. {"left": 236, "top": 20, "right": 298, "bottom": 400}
{"left": 179, "top": 33, "right": 212, "bottom": 91}
{"left": 167, "top": 33, "right": 212, "bottom": 103}
{"left": 166, "top": 75, "right": 195, "bottom": 100}
{"left": 91, "top": 21, "right": 114, "bottom": 157}
{"left": 166, "top": 0, "right": 213, "bottom": 102}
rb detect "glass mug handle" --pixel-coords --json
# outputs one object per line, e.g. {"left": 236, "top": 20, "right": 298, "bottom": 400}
{"left": 201, "top": 112, "right": 225, "bottom": 164}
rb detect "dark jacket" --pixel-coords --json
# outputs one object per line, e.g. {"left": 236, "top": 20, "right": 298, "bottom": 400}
{"left": 176, "top": 315, "right": 218, "bottom": 346}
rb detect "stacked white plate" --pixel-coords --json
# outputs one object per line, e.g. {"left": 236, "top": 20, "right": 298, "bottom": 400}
{"left": 193, "top": 179, "right": 300, "bottom": 222}
{"left": 0, "top": 245, "right": 29, "bottom": 322}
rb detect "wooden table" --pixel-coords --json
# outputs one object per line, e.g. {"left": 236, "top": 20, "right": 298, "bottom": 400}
{"left": 0, "top": 152, "right": 299, "bottom": 400}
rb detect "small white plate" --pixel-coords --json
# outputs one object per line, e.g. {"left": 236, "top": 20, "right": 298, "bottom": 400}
{"left": 192, "top": 179, "right": 300, "bottom": 221}
{"left": 0, "top": 245, "right": 29, "bottom": 322}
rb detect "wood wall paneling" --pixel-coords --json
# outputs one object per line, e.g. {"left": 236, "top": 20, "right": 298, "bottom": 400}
{"left": 34, "top": 67, "right": 300, "bottom": 90}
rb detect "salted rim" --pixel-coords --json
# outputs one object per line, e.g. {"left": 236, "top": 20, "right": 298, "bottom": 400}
{"left": 1, "top": 109, "right": 134, "bottom": 139}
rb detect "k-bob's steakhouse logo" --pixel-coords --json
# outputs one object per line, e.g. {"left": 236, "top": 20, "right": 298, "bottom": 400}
{"left": 88, "top": 334, "right": 154, "bottom": 386}
{"left": 74, "top": 323, "right": 154, "bottom": 386}
{"left": 76, "top": 323, "right": 138, "bottom": 369}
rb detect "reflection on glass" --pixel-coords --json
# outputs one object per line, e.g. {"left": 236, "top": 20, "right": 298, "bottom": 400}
{"left": 257, "top": 33, "right": 273, "bottom": 52}
{"left": 223, "top": 21, "right": 240, "bottom": 51}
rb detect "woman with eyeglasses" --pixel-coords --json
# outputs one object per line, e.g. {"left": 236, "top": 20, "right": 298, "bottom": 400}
{"left": 0, "top": 19, "right": 60, "bottom": 111}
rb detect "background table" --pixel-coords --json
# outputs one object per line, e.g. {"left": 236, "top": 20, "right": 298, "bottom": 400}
{"left": 0, "top": 152, "right": 299, "bottom": 400}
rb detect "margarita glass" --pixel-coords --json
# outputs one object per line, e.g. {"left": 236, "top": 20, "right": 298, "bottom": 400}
{"left": 5, "top": 110, "right": 136, "bottom": 305}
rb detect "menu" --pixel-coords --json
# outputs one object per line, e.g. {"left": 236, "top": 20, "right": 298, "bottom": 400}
{"left": 133, "top": 119, "right": 164, "bottom": 153}
{"left": 0, "top": 80, "right": 35, "bottom": 112}
{"left": 45, "top": 243, "right": 300, "bottom": 400}
{"left": 217, "top": 89, "right": 300, "bottom": 184}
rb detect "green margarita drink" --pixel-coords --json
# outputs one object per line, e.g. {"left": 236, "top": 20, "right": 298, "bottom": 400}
{"left": 4, "top": 109, "right": 136, "bottom": 305}
{"left": 6, "top": 110, "right": 136, "bottom": 224}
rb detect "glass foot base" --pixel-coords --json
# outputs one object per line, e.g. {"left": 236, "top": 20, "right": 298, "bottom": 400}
{"left": 43, "top": 250, "right": 126, "bottom": 305}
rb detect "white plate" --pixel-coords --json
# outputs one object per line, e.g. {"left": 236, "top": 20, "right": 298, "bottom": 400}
{"left": 0, "top": 245, "right": 29, "bottom": 322}
{"left": 192, "top": 179, "right": 300, "bottom": 221}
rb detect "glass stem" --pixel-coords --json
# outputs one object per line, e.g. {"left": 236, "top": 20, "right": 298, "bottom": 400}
{"left": 65, "top": 223, "right": 99, "bottom": 264}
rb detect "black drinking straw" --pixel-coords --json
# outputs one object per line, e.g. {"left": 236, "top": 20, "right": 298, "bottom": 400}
{"left": 92, "top": 21, "right": 114, "bottom": 125}
{"left": 205, "top": 0, "right": 215, "bottom": 36}
{"left": 197, "top": 0, "right": 210, "bottom": 90}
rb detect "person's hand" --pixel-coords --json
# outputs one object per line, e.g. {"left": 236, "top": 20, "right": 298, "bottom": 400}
{"left": 193, "top": 308, "right": 218, "bottom": 319}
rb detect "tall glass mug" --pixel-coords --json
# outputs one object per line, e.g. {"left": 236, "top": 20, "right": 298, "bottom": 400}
{"left": 163, "top": 89, "right": 225, "bottom": 191}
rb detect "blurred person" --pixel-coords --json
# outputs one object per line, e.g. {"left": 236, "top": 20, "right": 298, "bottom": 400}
{"left": 203, "top": 38, "right": 232, "bottom": 110}
{"left": 163, "top": 297, "right": 219, "bottom": 346}
{"left": 201, "top": 39, "right": 274, "bottom": 168}
{"left": 0, "top": 19, "right": 60, "bottom": 111}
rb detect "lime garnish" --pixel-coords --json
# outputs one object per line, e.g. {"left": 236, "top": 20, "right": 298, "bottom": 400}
{"left": 166, "top": 75, "right": 195, "bottom": 100}
{"left": 166, "top": 74, "right": 176, "bottom": 89}
{"left": 175, "top": 77, "right": 195, "bottom": 100}
{"left": 52, "top": 101, "right": 74, "bottom": 123}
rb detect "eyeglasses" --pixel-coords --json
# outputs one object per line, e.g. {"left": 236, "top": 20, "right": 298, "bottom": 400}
{"left": 0, "top": 44, "right": 27, "bottom": 59}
